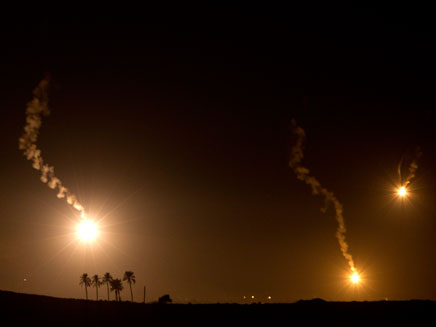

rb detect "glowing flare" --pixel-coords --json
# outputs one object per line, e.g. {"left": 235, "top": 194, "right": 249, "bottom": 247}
{"left": 397, "top": 186, "right": 407, "bottom": 197}
{"left": 350, "top": 272, "right": 360, "bottom": 284}
{"left": 77, "top": 220, "right": 98, "bottom": 242}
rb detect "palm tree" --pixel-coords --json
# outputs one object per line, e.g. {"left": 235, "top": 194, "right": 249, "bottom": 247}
{"left": 102, "top": 272, "right": 113, "bottom": 301}
{"left": 79, "top": 273, "right": 91, "bottom": 300}
{"left": 110, "top": 278, "right": 123, "bottom": 301}
{"left": 91, "top": 274, "right": 102, "bottom": 301}
{"left": 123, "top": 271, "right": 136, "bottom": 302}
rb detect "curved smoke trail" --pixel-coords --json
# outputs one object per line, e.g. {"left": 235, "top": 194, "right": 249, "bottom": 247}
{"left": 18, "top": 76, "right": 86, "bottom": 219}
{"left": 289, "top": 119, "right": 356, "bottom": 273}
{"left": 398, "top": 147, "right": 422, "bottom": 188}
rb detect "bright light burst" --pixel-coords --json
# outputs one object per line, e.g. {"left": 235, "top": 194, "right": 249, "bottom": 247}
{"left": 397, "top": 186, "right": 407, "bottom": 197}
{"left": 350, "top": 272, "right": 361, "bottom": 284}
{"left": 76, "top": 219, "right": 98, "bottom": 242}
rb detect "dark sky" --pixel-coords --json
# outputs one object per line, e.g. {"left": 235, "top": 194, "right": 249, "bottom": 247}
{"left": 1, "top": 6, "right": 436, "bottom": 302}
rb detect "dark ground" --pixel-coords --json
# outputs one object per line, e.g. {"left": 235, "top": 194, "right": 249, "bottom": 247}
{"left": 1, "top": 290, "right": 435, "bottom": 326}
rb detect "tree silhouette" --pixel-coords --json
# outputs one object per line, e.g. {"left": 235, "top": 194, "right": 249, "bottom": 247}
{"left": 123, "top": 271, "right": 136, "bottom": 302}
{"left": 102, "top": 272, "right": 113, "bottom": 301}
{"left": 91, "top": 274, "right": 102, "bottom": 301}
{"left": 79, "top": 273, "right": 91, "bottom": 300}
{"left": 110, "top": 278, "right": 123, "bottom": 301}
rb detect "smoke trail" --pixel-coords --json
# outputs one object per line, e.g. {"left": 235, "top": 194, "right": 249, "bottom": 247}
{"left": 18, "top": 76, "right": 86, "bottom": 218}
{"left": 397, "top": 156, "right": 403, "bottom": 186}
{"left": 399, "top": 147, "right": 422, "bottom": 188}
{"left": 289, "top": 120, "right": 356, "bottom": 273}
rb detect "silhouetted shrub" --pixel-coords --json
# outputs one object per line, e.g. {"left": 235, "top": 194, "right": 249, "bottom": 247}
{"left": 158, "top": 294, "right": 172, "bottom": 304}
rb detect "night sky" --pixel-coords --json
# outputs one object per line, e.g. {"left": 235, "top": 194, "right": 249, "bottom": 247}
{"left": 1, "top": 6, "right": 436, "bottom": 302}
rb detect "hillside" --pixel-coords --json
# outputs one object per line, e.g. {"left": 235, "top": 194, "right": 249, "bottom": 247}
{"left": 1, "top": 290, "right": 435, "bottom": 326}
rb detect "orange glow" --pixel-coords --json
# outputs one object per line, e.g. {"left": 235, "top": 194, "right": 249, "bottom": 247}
{"left": 76, "top": 219, "right": 98, "bottom": 242}
{"left": 350, "top": 272, "right": 361, "bottom": 284}
{"left": 397, "top": 186, "right": 407, "bottom": 197}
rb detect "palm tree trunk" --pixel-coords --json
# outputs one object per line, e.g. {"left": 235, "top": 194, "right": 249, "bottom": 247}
{"left": 85, "top": 286, "right": 88, "bottom": 300}
{"left": 96, "top": 286, "right": 99, "bottom": 301}
{"left": 130, "top": 283, "right": 133, "bottom": 302}
{"left": 107, "top": 283, "right": 110, "bottom": 301}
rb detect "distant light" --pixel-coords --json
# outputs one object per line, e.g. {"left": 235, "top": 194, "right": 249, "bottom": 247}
{"left": 243, "top": 296, "right": 246, "bottom": 299}
{"left": 397, "top": 186, "right": 407, "bottom": 197}
{"left": 267, "top": 296, "right": 272, "bottom": 300}
{"left": 251, "top": 296, "right": 255, "bottom": 299}
{"left": 23, "top": 278, "right": 27, "bottom": 282}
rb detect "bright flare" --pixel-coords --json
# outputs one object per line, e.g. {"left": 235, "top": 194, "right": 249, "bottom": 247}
{"left": 76, "top": 220, "right": 98, "bottom": 242}
{"left": 397, "top": 186, "right": 407, "bottom": 197}
{"left": 350, "top": 272, "right": 361, "bottom": 284}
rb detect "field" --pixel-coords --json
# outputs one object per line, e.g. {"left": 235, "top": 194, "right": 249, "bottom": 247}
{"left": 1, "top": 290, "right": 435, "bottom": 326}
